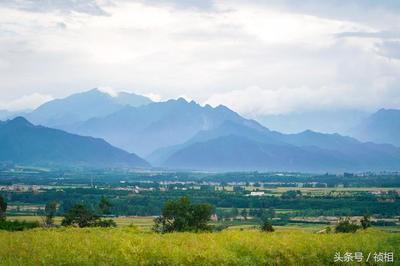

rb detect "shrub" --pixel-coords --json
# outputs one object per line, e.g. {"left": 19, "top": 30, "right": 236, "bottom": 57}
{"left": 0, "top": 195, "right": 7, "bottom": 221}
{"left": 213, "top": 224, "right": 229, "bottom": 232}
{"left": 0, "top": 220, "right": 39, "bottom": 231}
{"left": 260, "top": 219, "right": 274, "bottom": 232}
{"left": 335, "top": 218, "right": 360, "bottom": 233}
{"left": 281, "top": 190, "right": 302, "bottom": 199}
{"left": 61, "top": 204, "right": 116, "bottom": 228}
{"left": 360, "top": 215, "right": 371, "bottom": 230}
{"left": 44, "top": 201, "right": 58, "bottom": 226}
{"left": 94, "top": 219, "right": 117, "bottom": 228}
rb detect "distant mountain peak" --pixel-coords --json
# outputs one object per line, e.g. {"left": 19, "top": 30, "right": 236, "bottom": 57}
{"left": 0, "top": 117, "right": 150, "bottom": 168}
{"left": 26, "top": 88, "right": 153, "bottom": 127}
{"left": 7, "top": 116, "right": 33, "bottom": 127}
{"left": 353, "top": 108, "right": 400, "bottom": 146}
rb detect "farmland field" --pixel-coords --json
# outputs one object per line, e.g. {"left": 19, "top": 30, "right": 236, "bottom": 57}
{"left": 0, "top": 228, "right": 398, "bottom": 265}
{"left": 2, "top": 170, "right": 400, "bottom": 264}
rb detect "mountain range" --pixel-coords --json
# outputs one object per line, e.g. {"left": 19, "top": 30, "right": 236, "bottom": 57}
{"left": 1, "top": 89, "right": 399, "bottom": 172}
{"left": 352, "top": 109, "right": 400, "bottom": 147}
{"left": 149, "top": 120, "right": 400, "bottom": 172}
{"left": 0, "top": 117, "right": 149, "bottom": 168}
{"left": 26, "top": 88, "right": 152, "bottom": 128}
{"left": 66, "top": 98, "right": 264, "bottom": 156}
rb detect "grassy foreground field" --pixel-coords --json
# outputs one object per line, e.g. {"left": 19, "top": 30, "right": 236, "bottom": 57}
{"left": 0, "top": 228, "right": 399, "bottom": 265}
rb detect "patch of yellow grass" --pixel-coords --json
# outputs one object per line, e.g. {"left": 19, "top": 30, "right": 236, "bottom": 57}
{"left": 0, "top": 228, "right": 398, "bottom": 265}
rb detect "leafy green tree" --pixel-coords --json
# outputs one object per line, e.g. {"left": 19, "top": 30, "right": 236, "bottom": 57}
{"left": 0, "top": 195, "right": 7, "bottom": 221}
{"left": 335, "top": 218, "right": 360, "bottom": 233}
{"left": 153, "top": 196, "right": 213, "bottom": 233}
{"left": 99, "top": 196, "right": 112, "bottom": 215}
{"left": 44, "top": 201, "right": 57, "bottom": 226}
{"left": 281, "top": 190, "right": 302, "bottom": 199}
{"left": 61, "top": 204, "right": 98, "bottom": 228}
{"left": 260, "top": 219, "right": 274, "bottom": 232}
{"left": 360, "top": 215, "right": 371, "bottom": 230}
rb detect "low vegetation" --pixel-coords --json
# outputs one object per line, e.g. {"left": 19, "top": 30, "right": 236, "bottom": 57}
{"left": 0, "top": 228, "right": 398, "bottom": 265}
{"left": 0, "top": 220, "right": 39, "bottom": 232}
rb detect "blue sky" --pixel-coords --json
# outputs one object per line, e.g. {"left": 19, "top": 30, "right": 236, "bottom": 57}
{"left": 0, "top": 0, "right": 399, "bottom": 118}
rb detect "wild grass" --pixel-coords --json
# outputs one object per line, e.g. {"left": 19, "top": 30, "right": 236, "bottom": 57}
{"left": 0, "top": 227, "right": 398, "bottom": 265}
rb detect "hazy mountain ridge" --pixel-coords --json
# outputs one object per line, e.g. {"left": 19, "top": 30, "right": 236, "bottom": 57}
{"left": 163, "top": 135, "right": 354, "bottom": 172}
{"left": 26, "top": 88, "right": 152, "bottom": 128}
{"left": 3, "top": 89, "right": 399, "bottom": 172}
{"left": 68, "top": 98, "right": 264, "bottom": 156}
{"left": 259, "top": 109, "right": 369, "bottom": 134}
{"left": 150, "top": 120, "right": 400, "bottom": 172}
{"left": 0, "top": 117, "right": 149, "bottom": 168}
{"left": 353, "top": 109, "right": 400, "bottom": 147}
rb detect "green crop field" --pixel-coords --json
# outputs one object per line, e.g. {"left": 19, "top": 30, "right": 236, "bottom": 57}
{"left": 0, "top": 228, "right": 398, "bottom": 265}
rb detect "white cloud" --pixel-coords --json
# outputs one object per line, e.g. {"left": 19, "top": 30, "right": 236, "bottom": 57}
{"left": 0, "top": 93, "right": 53, "bottom": 111}
{"left": 97, "top": 87, "right": 118, "bottom": 97}
{"left": 0, "top": 0, "right": 399, "bottom": 115}
{"left": 143, "top": 93, "right": 162, "bottom": 102}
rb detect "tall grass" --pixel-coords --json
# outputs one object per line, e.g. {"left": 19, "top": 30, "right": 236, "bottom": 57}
{"left": 0, "top": 228, "right": 398, "bottom": 265}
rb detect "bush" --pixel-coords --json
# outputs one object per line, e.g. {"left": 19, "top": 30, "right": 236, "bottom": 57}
{"left": 94, "top": 219, "right": 117, "bottom": 228}
{"left": 260, "top": 219, "right": 274, "bottom": 232}
{"left": 0, "top": 195, "right": 7, "bottom": 221}
{"left": 0, "top": 220, "right": 39, "bottom": 231}
{"left": 213, "top": 224, "right": 229, "bottom": 232}
{"left": 61, "top": 204, "right": 116, "bottom": 228}
{"left": 360, "top": 215, "right": 371, "bottom": 229}
{"left": 335, "top": 218, "right": 360, "bottom": 233}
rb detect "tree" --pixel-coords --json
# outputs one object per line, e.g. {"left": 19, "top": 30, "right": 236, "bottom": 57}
{"left": 241, "top": 209, "right": 248, "bottom": 220}
{"left": 260, "top": 219, "right": 274, "bottom": 232}
{"left": 61, "top": 204, "right": 98, "bottom": 228}
{"left": 44, "top": 201, "right": 57, "bottom": 226}
{"left": 360, "top": 215, "right": 371, "bottom": 230}
{"left": 335, "top": 218, "right": 360, "bottom": 233}
{"left": 99, "top": 196, "right": 112, "bottom": 215}
{"left": 153, "top": 197, "right": 213, "bottom": 233}
{"left": 281, "top": 190, "right": 302, "bottom": 199}
{"left": 262, "top": 208, "right": 275, "bottom": 220}
{"left": 0, "top": 195, "right": 7, "bottom": 221}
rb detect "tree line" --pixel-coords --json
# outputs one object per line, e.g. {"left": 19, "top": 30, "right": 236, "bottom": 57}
{"left": 0, "top": 194, "right": 376, "bottom": 234}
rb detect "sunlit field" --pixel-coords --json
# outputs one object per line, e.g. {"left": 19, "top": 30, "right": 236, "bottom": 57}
{"left": 0, "top": 227, "right": 398, "bottom": 265}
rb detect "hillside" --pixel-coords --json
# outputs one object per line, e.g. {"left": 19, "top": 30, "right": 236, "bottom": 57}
{"left": 27, "top": 88, "right": 152, "bottom": 127}
{"left": 163, "top": 135, "right": 354, "bottom": 172}
{"left": 69, "top": 98, "right": 264, "bottom": 156}
{"left": 0, "top": 117, "right": 149, "bottom": 168}
{"left": 353, "top": 108, "right": 400, "bottom": 147}
{"left": 150, "top": 121, "right": 400, "bottom": 172}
